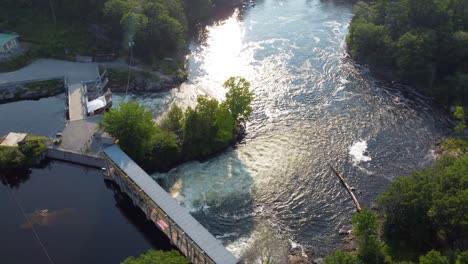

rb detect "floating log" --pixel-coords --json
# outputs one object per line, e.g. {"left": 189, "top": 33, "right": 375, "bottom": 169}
{"left": 328, "top": 163, "right": 362, "bottom": 213}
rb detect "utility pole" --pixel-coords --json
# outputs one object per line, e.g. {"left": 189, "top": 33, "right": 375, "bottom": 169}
{"left": 126, "top": 35, "right": 135, "bottom": 95}
{"left": 48, "top": 0, "right": 57, "bottom": 25}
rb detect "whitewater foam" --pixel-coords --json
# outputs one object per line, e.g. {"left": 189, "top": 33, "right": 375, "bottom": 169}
{"left": 349, "top": 140, "right": 372, "bottom": 164}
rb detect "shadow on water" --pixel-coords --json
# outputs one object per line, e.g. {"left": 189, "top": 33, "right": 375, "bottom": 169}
{"left": 0, "top": 168, "right": 32, "bottom": 188}
{"left": 157, "top": 148, "right": 257, "bottom": 255}
{"left": 0, "top": 160, "right": 52, "bottom": 189}
{"left": 0, "top": 160, "right": 175, "bottom": 264}
{"left": 103, "top": 180, "right": 175, "bottom": 251}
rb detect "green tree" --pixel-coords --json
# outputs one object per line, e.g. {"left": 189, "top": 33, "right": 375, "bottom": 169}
{"left": 346, "top": 0, "right": 468, "bottom": 105}
{"left": 182, "top": 96, "right": 220, "bottom": 159}
{"left": 353, "top": 208, "right": 379, "bottom": 239}
{"left": 121, "top": 249, "right": 189, "bottom": 264}
{"left": 215, "top": 102, "right": 235, "bottom": 144}
{"left": 0, "top": 146, "right": 26, "bottom": 170}
{"left": 223, "top": 77, "right": 254, "bottom": 124}
{"left": 19, "top": 135, "right": 47, "bottom": 165}
{"left": 352, "top": 209, "right": 391, "bottom": 264}
{"left": 396, "top": 31, "right": 436, "bottom": 84}
{"left": 377, "top": 155, "right": 468, "bottom": 254}
{"left": 454, "top": 106, "right": 466, "bottom": 133}
{"left": 456, "top": 251, "right": 468, "bottom": 264}
{"left": 101, "top": 101, "right": 156, "bottom": 162}
{"left": 121, "top": 12, "right": 149, "bottom": 33}
{"left": 324, "top": 251, "right": 363, "bottom": 264}
{"left": 145, "top": 127, "right": 181, "bottom": 171}
{"left": 104, "top": 0, "right": 137, "bottom": 19}
{"left": 419, "top": 251, "right": 449, "bottom": 264}
{"left": 160, "top": 104, "right": 184, "bottom": 135}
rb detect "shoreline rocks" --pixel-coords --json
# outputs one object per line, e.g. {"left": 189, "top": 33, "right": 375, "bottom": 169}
{"left": 107, "top": 74, "right": 183, "bottom": 93}
{"left": 0, "top": 79, "right": 64, "bottom": 103}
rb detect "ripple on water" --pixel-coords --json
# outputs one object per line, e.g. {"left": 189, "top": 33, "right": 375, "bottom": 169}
{"left": 130, "top": 0, "right": 449, "bottom": 258}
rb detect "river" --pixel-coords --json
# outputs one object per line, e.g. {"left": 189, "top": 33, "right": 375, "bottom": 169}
{"left": 115, "top": 0, "right": 451, "bottom": 260}
{"left": 0, "top": 0, "right": 452, "bottom": 262}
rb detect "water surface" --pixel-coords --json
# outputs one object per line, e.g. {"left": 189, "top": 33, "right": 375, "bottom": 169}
{"left": 0, "top": 161, "right": 172, "bottom": 264}
{"left": 116, "top": 0, "right": 450, "bottom": 258}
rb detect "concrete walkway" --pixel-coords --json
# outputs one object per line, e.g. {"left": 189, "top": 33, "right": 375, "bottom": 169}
{"left": 68, "top": 83, "right": 87, "bottom": 121}
{"left": 0, "top": 59, "right": 100, "bottom": 121}
{"left": 59, "top": 115, "right": 101, "bottom": 152}
{"left": 0, "top": 59, "right": 99, "bottom": 84}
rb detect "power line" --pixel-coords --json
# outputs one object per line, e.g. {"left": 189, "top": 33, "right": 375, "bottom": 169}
{"left": 125, "top": 35, "right": 135, "bottom": 96}
{"left": 1, "top": 175, "right": 55, "bottom": 264}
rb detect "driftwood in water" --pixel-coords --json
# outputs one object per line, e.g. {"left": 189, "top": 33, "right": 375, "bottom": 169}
{"left": 328, "top": 164, "right": 362, "bottom": 213}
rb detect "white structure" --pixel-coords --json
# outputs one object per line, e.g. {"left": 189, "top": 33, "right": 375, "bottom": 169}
{"left": 1, "top": 132, "right": 27, "bottom": 147}
{"left": 87, "top": 95, "right": 107, "bottom": 114}
{"left": 0, "top": 34, "right": 19, "bottom": 53}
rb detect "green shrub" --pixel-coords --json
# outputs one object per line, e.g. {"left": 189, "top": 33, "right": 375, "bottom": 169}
{"left": 0, "top": 146, "right": 26, "bottom": 170}
{"left": 19, "top": 136, "right": 48, "bottom": 165}
{"left": 24, "top": 79, "right": 63, "bottom": 90}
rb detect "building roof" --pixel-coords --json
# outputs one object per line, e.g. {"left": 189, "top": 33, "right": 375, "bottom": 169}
{"left": 0, "top": 34, "right": 19, "bottom": 46}
{"left": 87, "top": 95, "right": 107, "bottom": 113}
{"left": 1, "top": 132, "right": 27, "bottom": 147}
{"left": 103, "top": 145, "right": 238, "bottom": 264}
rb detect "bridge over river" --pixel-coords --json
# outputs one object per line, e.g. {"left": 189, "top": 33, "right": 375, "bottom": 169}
{"left": 103, "top": 145, "right": 238, "bottom": 264}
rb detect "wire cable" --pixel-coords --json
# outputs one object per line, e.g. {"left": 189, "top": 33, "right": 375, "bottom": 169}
{"left": 1, "top": 175, "right": 55, "bottom": 264}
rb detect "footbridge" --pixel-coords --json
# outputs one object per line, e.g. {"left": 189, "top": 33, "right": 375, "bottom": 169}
{"left": 102, "top": 145, "right": 238, "bottom": 264}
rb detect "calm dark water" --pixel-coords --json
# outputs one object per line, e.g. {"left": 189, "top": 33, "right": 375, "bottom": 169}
{"left": 0, "top": 95, "right": 65, "bottom": 137}
{"left": 0, "top": 161, "right": 173, "bottom": 264}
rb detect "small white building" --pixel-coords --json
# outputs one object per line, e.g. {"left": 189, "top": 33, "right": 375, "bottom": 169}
{"left": 0, "top": 34, "right": 20, "bottom": 53}
{"left": 1, "top": 132, "right": 27, "bottom": 147}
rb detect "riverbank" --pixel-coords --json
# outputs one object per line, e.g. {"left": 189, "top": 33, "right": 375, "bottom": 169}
{"left": 98, "top": 61, "right": 187, "bottom": 94}
{"left": 0, "top": 78, "right": 64, "bottom": 103}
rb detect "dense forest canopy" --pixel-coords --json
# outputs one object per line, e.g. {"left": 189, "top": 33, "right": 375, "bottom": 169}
{"left": 1, "top": 0, "right": 239, "bottom": 64}
{"left": 347, "top": 0, "right": 468, "bottom": 105}
{"left": 325, "top": 136, "right": 468, "bottom": 264}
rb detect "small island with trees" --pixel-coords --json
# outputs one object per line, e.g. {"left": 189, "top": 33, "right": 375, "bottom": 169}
{"left": 0, "top": 133, "right": 48, "bottom": 171}
{"left": 100, "top": 76, "right": 254, "bottom": 172}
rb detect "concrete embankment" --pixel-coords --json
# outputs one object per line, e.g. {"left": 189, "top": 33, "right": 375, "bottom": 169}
{"left": 0, "top": 77, "right": 64, "bottom": 103}
{"left": 46, "top": 147, "right": 105, "bottom": 168}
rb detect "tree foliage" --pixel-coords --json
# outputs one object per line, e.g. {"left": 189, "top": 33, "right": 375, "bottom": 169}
{"left": 327, "top": 139, "right": 468, "bottom": 263}
{"left": 0, "top": 135, "right": 47, "bottom": 170}
{"left": 104, "top": 0, "right": 187, "bottom": 61}
{"left": 347, "top": 0, "right": 468, "bottom": 104}
{"left": 160, "top": 104, "right": 184, "bottom": 135}
{"left": 324, "top": 251, "right": 363, "bottom": 264}
{"left": 419, "top": 251, "right": 449, "bottom": 264}
{"left": 377, "top": 154, "right": 468, "bottom": 255}
{"left": 352, "top": 209, "right": 392, "bottom": 264}
{"left": 454, "top": 106, "right": 466, "bottom": 133}
{"left": 101, "top": 101, "right": 156, "bottom": 162}
{"left": 224, "top": 77, "right": 254, "bottom": 123}
{"left": 0, "top": 146, "right": 26, "bottom": 170}
{"left": 121, "top": 249, "right": 189, "bottom": 264}
{"left": 102, "top": 77, "right": 253, "bottom": 172}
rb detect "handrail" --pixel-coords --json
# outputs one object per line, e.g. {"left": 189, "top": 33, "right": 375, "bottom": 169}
{"left": 101, "top": 153, "right": 215, "bottom": 264}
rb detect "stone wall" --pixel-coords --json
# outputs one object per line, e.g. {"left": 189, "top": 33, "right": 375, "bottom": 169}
{"left": 0, "top": 77, "right": 65, "bottom": 102}
{"left": 46, "top": 147, "right": 105, "bottom": 168}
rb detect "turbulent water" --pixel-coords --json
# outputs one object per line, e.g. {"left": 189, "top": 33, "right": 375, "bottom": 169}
{"left": 114, "top": 0, "right": 451, "bottom": 259}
